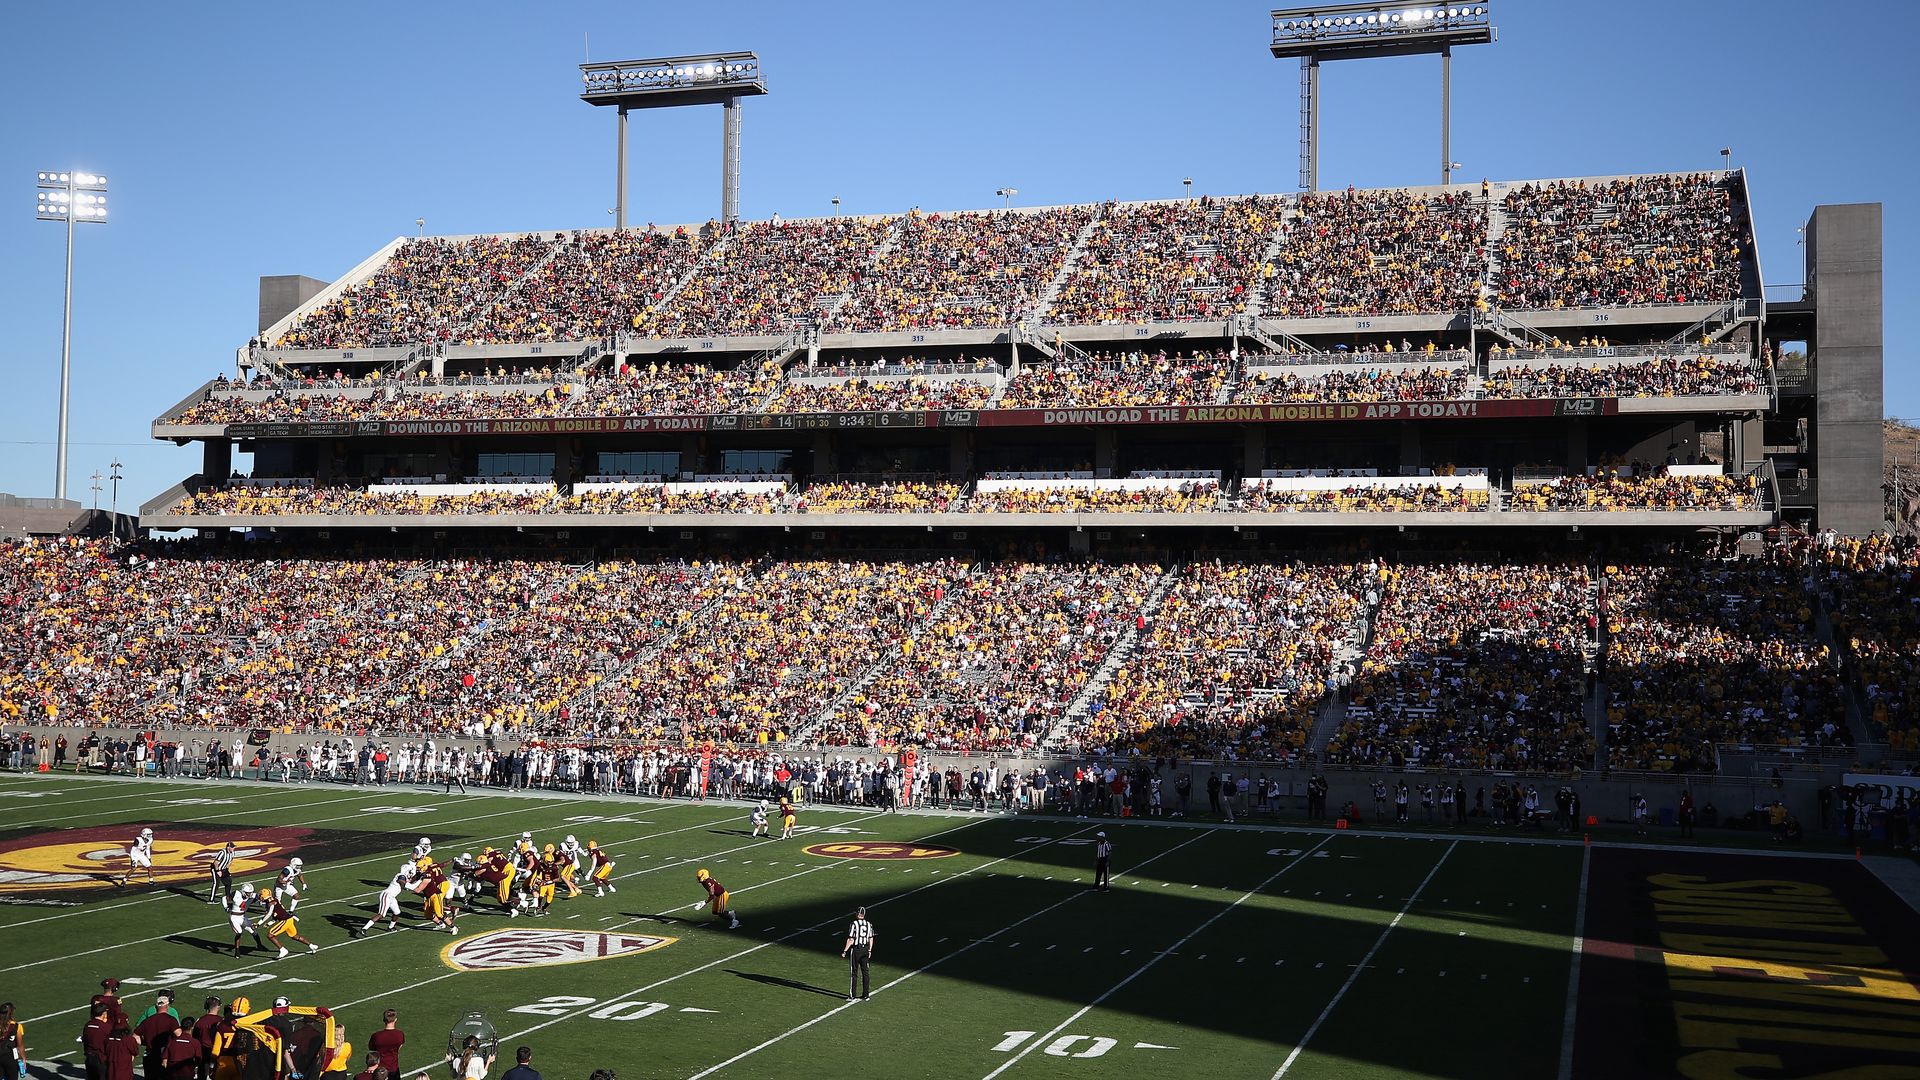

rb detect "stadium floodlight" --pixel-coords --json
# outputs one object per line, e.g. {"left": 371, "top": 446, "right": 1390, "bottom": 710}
{"left": 35, "top": 168, "right": 109, "bottom": 503}
{"left": 1183, "top": 177, "right": 1193, "bottom": 201}
{"left": 579, "top": 52, "right": 766, "bottom": 227}
{"left": 1271, "top": 4, "right": 1494, "bottom": 190}
{"left": 995, "top": 187, "right": 1017, "bottom": 209}
{"left": 831, "top": 197, "right": 840, "bottom": 218}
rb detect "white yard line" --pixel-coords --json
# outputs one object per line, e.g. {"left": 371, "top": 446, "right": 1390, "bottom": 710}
{"left": 1, "top": 782, "right": 313, "bottom": 829}
{"left": 1272, "top": 839, "right": 1458, "bottom": 1079}
{"left": 974, "top": 833, "right": 1334, "bottom": 1080}
{"left": 1555, "top": 842, "right": 1593, "bottom": 1080}
{"left": 412, "top": 817, "right": 1092, "bottom": 1079}
{"left": 694, "top": 827, "right": 1227, "bottom": 1080}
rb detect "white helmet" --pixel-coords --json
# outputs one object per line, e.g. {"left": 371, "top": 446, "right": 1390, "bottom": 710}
{"left": 564, "top": 835, "right": 577, "bottom": 847}
{"left": 400, "top": 861, "right": 417, "bottom": 876}
{"left": 241, "top": 882, "right": 255, "bottom": 895}
{"left": 418, "top": 837, "right": 432, "bottom": 849}
{"left": 520, "top": 831, "right": 533, "bottom": 842}
{"left": 759, "top": 800, "right": 769, "bottom": 810}
{"left": 139, "top": 827, "right": 153, "bottom": 838}
{"left": 288, "top": 858, "right": 303, "bottom": 871}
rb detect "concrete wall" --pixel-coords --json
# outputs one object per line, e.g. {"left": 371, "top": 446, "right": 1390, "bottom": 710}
{"left": 1809, "top": 204, "right": 1885, "bottom": 534}
{"left": 259, "top": 276, "right": 330, "bottom": 335}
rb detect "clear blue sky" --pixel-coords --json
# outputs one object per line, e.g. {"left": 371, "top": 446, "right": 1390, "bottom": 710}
{"left": 0, "top": 0, "right": 1910, "bottom": 508}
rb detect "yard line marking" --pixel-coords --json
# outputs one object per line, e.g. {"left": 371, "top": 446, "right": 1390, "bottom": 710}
{"left": 1, "top": 781, "right": 349, "bottom": 831}
{"left": 1274, "top": 840, "right": 1458, "bottom": 1079}
{"left": 1556, "top": 841, "right": 1593, "bottom": 1080}
{"left": 686, "top": 828, "right": 1222, "bottom": 1080}
{"left": 434, "top": 815, "right": 1074, "bottom": 1079}
{"left": 983, "top": 833, "right": 1336, "bottom": 1080}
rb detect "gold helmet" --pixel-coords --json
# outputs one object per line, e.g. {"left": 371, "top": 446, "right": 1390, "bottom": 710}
{"left": 696, "top": 868, "right": 710, "bottom": 882}
{"left": 543, "top": 843, "right": 556, "bottom": 855}
{"left": 586, "top": 840, "right": 598, "bottom": 850}
{"left": 231, "top": 996, "right": 252, "bottom": 1017}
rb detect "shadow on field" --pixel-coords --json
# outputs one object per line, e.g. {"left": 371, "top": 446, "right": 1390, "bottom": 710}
{"left": 726, "top": 969, "right": 844, "bottom": 999}
{"left": 165, "top": 932, "right": 235, "bottom": 956}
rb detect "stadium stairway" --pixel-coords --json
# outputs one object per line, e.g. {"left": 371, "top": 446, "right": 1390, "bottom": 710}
{"left": 1308, "top": 576, "right": 1382, "bottom": 760}
{"left": 1032, "top": 207, "right": 1106, "bottom": 319}
{"left": 1046, "top": 563, "right": 1181, "bottom": 751}
{"left": 645, "top": 232, "right": 735, "bottom": 325}
{"left": 789, "top": 562, "right": 978, "bottom": 745}
{"left": 559, "top": 561, "right": 762, "bottom": 724}
{"left": 1241, "top": 213, "right": 1293, "bottom": 321}
{"left": 1800, "top": 581, "right": 1878, "bottom": 750}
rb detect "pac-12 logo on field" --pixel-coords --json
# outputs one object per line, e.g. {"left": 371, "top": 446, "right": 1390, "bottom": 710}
{"left": 442, "top": 929, "right": 677, "bottom": 972}
{"left": 801, "top": 842, "right": 960, "bottom": 861}
{"left": 0, "top": 823, "right": 299, "bottom": 897}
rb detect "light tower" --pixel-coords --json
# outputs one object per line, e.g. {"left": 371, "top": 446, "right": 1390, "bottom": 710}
{"left": 1270, "top": 5, "right": 1494, "bottom": 191}
{"left": 35, "top": 169, "right": 109, "bottom": 502}
{"left": 580, "top": 53, "right": 767, "bottom": 228}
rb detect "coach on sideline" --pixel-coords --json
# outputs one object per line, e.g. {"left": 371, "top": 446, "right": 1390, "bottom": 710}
{"left": 842, "top": 907, "right": 876, "bottom": 1001}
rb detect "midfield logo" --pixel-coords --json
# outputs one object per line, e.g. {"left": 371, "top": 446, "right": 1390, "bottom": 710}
{"left": 442, "top": 929, "right": 676, "bottom": 971}
{"left": 801, "top": 841, "right": 960, "bottom": 861}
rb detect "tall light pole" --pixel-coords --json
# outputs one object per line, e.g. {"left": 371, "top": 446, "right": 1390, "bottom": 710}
{"left": 581, "top": 53, "right": 767, "bottom": 227}
{"left": 1183, "top": 177, "right": 1193, "bottom": 202}
{"left": 35, "top": 170, "right": 108, "bottom": 502}
{"left": 109, "top": 458, "right": 123, "bottom": 520}
{"left": 831, "top": 197, "right": 841, "bottom": 218}
{"left": 995, "top": 187, "right": 1017, "bottom": 209}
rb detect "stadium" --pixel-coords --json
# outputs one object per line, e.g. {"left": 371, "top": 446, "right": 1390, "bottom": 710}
{"left": 1, "top": 4, "right": 1914, "bottom": 1080}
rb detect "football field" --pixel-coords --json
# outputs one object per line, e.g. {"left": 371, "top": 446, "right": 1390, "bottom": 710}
{"left": 3, "top": 773, "right": 1914, "bottom": 1079}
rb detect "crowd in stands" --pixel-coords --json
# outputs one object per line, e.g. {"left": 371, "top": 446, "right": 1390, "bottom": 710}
{"left": 174, "top": 485, "right": 558, "bottom": 517}
{"left": 1497, "top": 174, "right": 1744, "bottom": 308}
{"left": 1809, "top": 533, "right": 1920, "bottom": 753}
{"left": 1265, "top": 188, "right": 1487, "bottom": 316}
{"left": 1507, "top": 471, "right": 1759, "bottom": 512}
{"left": 1233, "top": 367, "right": 1468, "bottom": 404}
{"left": 576, "top": 361, "right": 778, "bottom": 415}
{"left": 824, "top": 561, "right": 1159, "bottom": 753}
{"left": 275, "top": 235, "right": 561, "bottom": 349}
{"left": 969, "top": 482, "right": 1221, "bottom": 514}
{"left": 1072, "top": 560, "right": 1362, "bottom": 762}
{"left": 998, "top": 349, "right": 1230, "bottom": 409}
{"left": 760, "top": 377, "right": 993, "bottom": 414}
{"left": 793, "top": 480, "right": 961, "bottom": 514}
{"left": 1327, "top": 561, "right": 1596, "bottom": 772}
{"left": 553, "top": 486, "right": 786, "bottom": 515}
{"left": 1046, "top": 197, "right": 1279, "bottom": 324}
{"left": 467, "top": 227, "right": 709, "bottom": 342}
{"left": 1, "top": 534, "right": 1907, "bottom": 776}
{"left": 1231, "top": 483, "right": 1488, "bottom": 513}
{"left": 1483, "top": 356, "right": 1759, "bottom": 399}
{"left": 645, "top": 216, "right": 894, "bottom": 338}
{"left": 832, "top": 207, "right": 1091, "bottom": 330}
{"left": 1602, "top": 562, "right": 1846, "bottom": 770}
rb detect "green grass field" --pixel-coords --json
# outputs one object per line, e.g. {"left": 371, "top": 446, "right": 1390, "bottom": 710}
{"left": 2, "top": 773, "right": 1914, "bottom": 1080}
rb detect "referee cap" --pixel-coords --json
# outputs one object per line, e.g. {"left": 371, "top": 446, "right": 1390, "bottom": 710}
{"left": 1097, "top": 831, "right": 1106, "bottom": 838}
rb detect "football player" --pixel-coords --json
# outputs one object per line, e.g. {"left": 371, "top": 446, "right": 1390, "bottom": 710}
{"left": 587, "top": 840, "right": 616, "bottom": 897}
{"left": 531, "top": 846, "right": 560, "bottom": 914}
{"left": 411, "top": 838, "right": 434, "bottom": 874}
{"left": 474, "top": 847, "right": 516, "bottom": 915}
{"left": 557, "top": 836, "right": 585, "bottom": 898}
{"left": 692, "top": 868, "right": 740, "bottom": 929}
{"left": 417, "top": 859, "right": 458, "bottom": 934}
{"left": 227, "top": 884, "right": 264, "bottom": 957}
{"left": 273, "top": 858, "right": 308, "bottom": 912}
{"left": 750, "top": 800, "right": 770, "bottom": 839}
{"left": 357, "top": 861, "right": 415, "bottom": 936}
{"left": 116, "top": 827, "right": 156, "bottom": 888}
{"left": 255, "top": 890, "right": 318, "bottom": 958}
{"left": 778, "top": 798, "right": 797, "bottom": 841}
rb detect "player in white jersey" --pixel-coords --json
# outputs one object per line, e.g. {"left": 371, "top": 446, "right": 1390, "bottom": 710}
{"left": 274, "top": 857, "right": 308, "bottom": 911}
{"left": 228, "top": 883, "right": 268, "bottom": 956}
{"left": 750, "top": 801, "right": 770, "bottom": 838}
{"left": 356, "top": 862, "right": 416, "bottom": 936}
{"left": 115, "top": 827, "right": 156, "bottom": 888}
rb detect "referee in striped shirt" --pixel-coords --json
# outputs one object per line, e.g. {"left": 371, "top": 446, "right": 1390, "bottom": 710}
{"left": 208, "top": 842, "right": 235, "bottom": 905}
{"left": 842, "top": 907, "right": 875, "bottom": 1001}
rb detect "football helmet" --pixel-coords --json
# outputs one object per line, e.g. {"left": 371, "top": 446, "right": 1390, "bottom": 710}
{"left": 520, "top": 831, "right": 533, "bottom": 842}
{"left": 696, "top": 868, "right": 710, "bottom": 882}
{"left": 288, "top": 858, "right": 303, "bottom": 871}
{"left": 586, "top": 840, "right": 598, "bottom": 850}
{"left": 139, "top": 827, "right": 153, "bottom": 838}
{"left": 230, "top": 997, "right": 251, "bottom": 1017}
{"left": 240, "top": 883, "right": 255, "bottom": 895}
{"left": 564, "top": 835, "right": 577, "bottom": 847}
{"left": 543, "top": 843, "right": 556, "bottom": 855}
